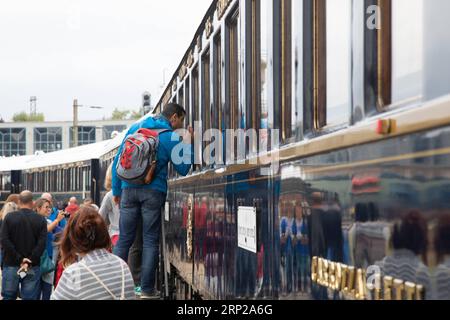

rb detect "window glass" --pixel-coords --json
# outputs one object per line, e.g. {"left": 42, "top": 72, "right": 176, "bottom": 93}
{"left": 70, "top": 126, "right": 96, "bottom": 147}
{"left": 0, "top": 128, "right": 26, "bottom": 157}
{"left": 202, "top": 49, "right": 212, "bottom": 167}
{"left": 214, "top": 33, "right": 223, "bottom": 132}
{"left": 34, "top": 127, "right": 63, "bottom": 153}
{"left": 392, "top": 0, "right": 424, "bottom": 105}
{"left": 103, "top": 125, "right": 126, "bottom": 140}
{"left": 326, "top": 0, "right": 351, "bottom": 126}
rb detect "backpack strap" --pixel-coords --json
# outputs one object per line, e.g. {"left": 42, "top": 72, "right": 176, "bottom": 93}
{"left": 79, "top": 256, "right": 126, "bottom": 300}
{"left": 137, "top": 128, "right": 171, "bottom": 137}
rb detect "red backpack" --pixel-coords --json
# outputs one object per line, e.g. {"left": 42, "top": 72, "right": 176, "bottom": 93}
{"left": 116, "top": 128, "right": 169, "bottom": 185}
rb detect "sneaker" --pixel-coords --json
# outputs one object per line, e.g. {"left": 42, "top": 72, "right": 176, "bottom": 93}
{"left": 140, "top": 291, "right": 160, "bottom": 300}
{"left": 134, "top": 286, "right": 142, "bottom": 297}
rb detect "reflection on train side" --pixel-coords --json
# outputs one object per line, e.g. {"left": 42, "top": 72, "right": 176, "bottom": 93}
{"left": 277, "top": 135, "right": 450, "bottom": 300}
{"left": 311, "top": 257, "right": 425, "bottom": 300}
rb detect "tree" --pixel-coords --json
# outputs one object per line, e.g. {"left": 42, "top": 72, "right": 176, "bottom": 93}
{"left": 110, "top": 108, "right": 145, "bottom": 121}
{"left": 111, "top": 108, "right": 131, "bottom": 121}
{"left": 13, "top": 112, "right": 45, "bottom": 122}
{"left": 130, "top": 108, "right": 145, "bottom": 120}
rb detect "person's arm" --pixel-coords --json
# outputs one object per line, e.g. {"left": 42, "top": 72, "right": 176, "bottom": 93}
{"left": 99, "top": 194, "right": 112, "bottom": 227}
{"left": 48, "top": 212, "right": 66, "bottom": 233}
{"left": 162, "top": 131, "right": 194, "bottom": 177}
{"left": 0, "top": 216, "right": 24, "bottom": 263}
{"left": 30, "top": 218, "right": 49, "bottom": 265}
{"left": 51, "top": 267, "right": 78, "bottom": 300}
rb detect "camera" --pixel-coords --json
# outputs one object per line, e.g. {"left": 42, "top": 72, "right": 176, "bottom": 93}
{"left": 59, "top": 210, "right": 71, "bottom": 218}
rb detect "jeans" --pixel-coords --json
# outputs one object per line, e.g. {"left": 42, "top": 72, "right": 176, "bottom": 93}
{"left": 41, "top": 279, "right": 52, "bottom": 300}
{"left": 113, "top": 188, "right": 166, "bottom": 295}
{"left": 128, "top": 216, "right": 143, "bottom": 287}
{"left": 1, "top": 266, "right": 42, "bottom": 300}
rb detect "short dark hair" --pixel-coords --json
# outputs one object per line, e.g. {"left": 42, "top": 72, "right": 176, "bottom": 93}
{"left": 435, "top": 214, "right": 450, "bottom": 263}
{"left": 162, "top": 103, "right": 186, "bottom": 119}
{"left": 19, "top": 191, "right": 34, "bottom": 205}
{"left": 392, "top": 211, "right": 427, "bottom": 258}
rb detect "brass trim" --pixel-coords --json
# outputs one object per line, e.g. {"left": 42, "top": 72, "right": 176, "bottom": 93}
{"left": 376, "top": 0, "right": 392, "bottom": 110}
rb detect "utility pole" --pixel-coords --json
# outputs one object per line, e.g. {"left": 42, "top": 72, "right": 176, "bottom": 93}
{"left": 30, "top": 96, "right": 37, "bottom": 115}
{"left": 73, "top": 99, "right": 79, "bottom": 147}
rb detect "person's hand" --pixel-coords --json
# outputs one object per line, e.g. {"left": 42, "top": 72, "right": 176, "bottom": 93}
{"left": 183, "top": 126, "right": 194, "bottom": 145}
{"left": 20, "top": 258, "right": 32, "bottom": 272}
{"left": 56, "top": 212, "right": 66, "bottom": 223}
{"left": 113, "top": 196, "right": 121, "bottom": 207}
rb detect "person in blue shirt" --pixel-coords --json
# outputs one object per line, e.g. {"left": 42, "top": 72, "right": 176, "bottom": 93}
{"left": 42, "top": 193, "right": 68, "bottom": 266}
{"left": 34, "top": 198, "right": 65, "bottom": 300}
{"left": 42, "top": 193, "right": 67, "bottom": 229}
{"left": 111, "top": 103, "right": 193, "bottom": 299}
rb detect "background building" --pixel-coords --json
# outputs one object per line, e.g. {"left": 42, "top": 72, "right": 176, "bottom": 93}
{"left": 0, "top": 120, "right": 133, "bottom": 157}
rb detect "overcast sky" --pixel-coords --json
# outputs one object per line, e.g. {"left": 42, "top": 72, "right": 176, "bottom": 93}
{"left": 0, "top": 0, "right": 212, "bottom": 122}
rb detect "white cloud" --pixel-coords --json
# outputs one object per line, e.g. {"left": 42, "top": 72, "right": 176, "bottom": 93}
{"left": 0, "top": 0, "right": 212, "bottom": 121}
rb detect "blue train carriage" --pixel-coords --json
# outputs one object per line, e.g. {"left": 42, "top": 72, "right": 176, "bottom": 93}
{"left": 157, "top": 0, "right": 450, "bottom": 300}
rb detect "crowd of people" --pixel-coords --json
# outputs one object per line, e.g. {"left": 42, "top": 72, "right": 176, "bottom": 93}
{"left": 0, "top": 190, "right": 135, "bottom": 300}
{"left": 0, "top": 103, "right": 194, "bottom": 301}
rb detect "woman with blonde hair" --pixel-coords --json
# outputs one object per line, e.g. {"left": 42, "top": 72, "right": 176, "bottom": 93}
{"left": 0, "top": 194, "right": 19, "bottom": 219}
{"left": 1, "top": 202, "right": 18, "bottom": 220}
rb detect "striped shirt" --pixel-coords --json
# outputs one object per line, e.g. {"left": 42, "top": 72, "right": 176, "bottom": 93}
{"left": 433, "top": 258, "right": 450, "bottom": 300}
{"left": 51, "top": 249, "right": 136, "bottom": 300}
{"left": 376, "top": 249, "right": 431, "bottom": 299}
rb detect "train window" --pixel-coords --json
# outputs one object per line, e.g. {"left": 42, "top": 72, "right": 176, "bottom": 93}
{"left": 281, "top": 0, "right": 293, "bottom": 140}
{"left": 78, "top": 167, "right": 82, "bottom": 191}
{"left": 391, "top": 0, "right": 424, "bottom": 105}
{"left": 66, "top": 169, "right": 69, "bottom": 192}
{"left": 365, "top": 0, "right": 423, "bottom": 111}
{"left": 59, "top": 170, "right": 62, "bottom": 191}
{"left": 87, "top": 167, "right": 91, "bottom": 191}
{"left": 72, "top": 168, "right": 75, "bottom": 191}
{"left": 225, "top": 6, "right": 241, "bottom": 163}
{"left": 257, "top": 0, "right": 270, "bottom": 149}
{"left": 185, "top": 79, "right": 191, "bottom": 127}
{"left": 192, "top": 66, "right": 201, "bottom": 171}
{"left": 213, "top": 32, "right": 223, "bottom": 132}
{"left": 202, "top": 48, "right": 212, "bottom": 167}
{"left": 271, "top": 0, "right": 306, "bottom": 142}
{"left": 178, "top": 85, "right": 184, "bottom": 113}
{"left": 227, "top": 8, "right": 240, "bottom": 132}
{"left": 325, "top": 0, "right": 351, "bottom": 126}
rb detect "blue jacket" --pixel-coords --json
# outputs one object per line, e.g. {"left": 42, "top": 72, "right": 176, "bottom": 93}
{"left": 112, "top": 116, "right": 193, "bottom": 196}
{"left": 49, "top": 207, "right": 67, "bottom": 229}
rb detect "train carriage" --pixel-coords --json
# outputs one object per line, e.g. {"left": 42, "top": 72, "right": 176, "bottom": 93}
{"left": 157, "top": 0, "right": 450, "bottom": 300}
{"left": 1, "top": 0, "right": 450, "bottom": 301}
